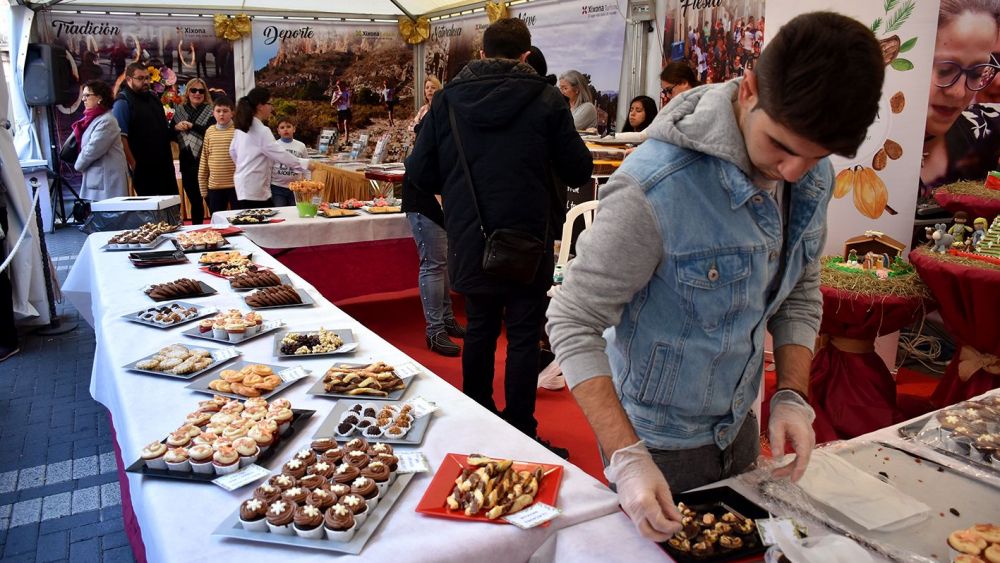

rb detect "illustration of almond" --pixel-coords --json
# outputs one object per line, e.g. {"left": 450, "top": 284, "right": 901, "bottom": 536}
{"left": 853, "top": 167, "right": 889, "bottom": 219}
{"left": 873, "top": 149, "right": 888, "bottom": 171}
{"left": 890, "top": 91, "right": 905, "bottom": 113}
{"left": 884, "top": 139, "right": 903, "bottom": 160}
{"left": 879, "top": 36, "right": 901, "bottom": 66}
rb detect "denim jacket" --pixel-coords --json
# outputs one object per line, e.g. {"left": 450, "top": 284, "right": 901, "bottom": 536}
{"left": 547, "top": 80, "right": 828, "bottom": 450}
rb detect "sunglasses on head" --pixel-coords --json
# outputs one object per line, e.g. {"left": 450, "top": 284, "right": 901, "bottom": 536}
{"left": 188, "top": 88, "right": 206, "bottom": 94}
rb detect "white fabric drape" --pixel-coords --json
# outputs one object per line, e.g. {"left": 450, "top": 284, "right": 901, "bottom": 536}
{"left": 8, "top": 6, "right": 42, "bottom": 161}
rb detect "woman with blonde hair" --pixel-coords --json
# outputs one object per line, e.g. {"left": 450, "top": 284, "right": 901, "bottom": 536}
{"left": 558, "top": 70, "right": 598, "bottom": 130}
{"left": 172, "top": 78, "right": 215, "bottom": 223}
{"left": 411, "top": 76, "right": 442, "bottom": 129}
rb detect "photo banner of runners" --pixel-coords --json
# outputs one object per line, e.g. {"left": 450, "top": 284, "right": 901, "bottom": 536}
{"left": 250, "top": 19, "right": 413, "bottom": 157}
{"left": 35, "top": 13, "right": 238, "bottom": 192}
{"left": 425, "top": 0, "right": 626, "bottom": 132}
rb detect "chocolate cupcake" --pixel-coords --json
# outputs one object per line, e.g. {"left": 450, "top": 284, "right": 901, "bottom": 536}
{"left": 307, "top": 488, "right": 336, "bottom": 511}
{"left": 329, "top": 483, "right": 351, "bottom": 498}
{"left": 239, "top": 498, "right": 269, "bottom": 532}
{"left": 299, "top": 474, "right": 328, "bottom": 490}
{"left": 332, "top": 463, "right": 361, "bottom": 484}
{"left": 361, "top": 460, "right": 392, "bottom": 492}
{"left": 265, "top": 499, "right": 296, "bottom": 536}
{"left": 344, "top": 438, "right": 369, "bottom": 452}
{"left": 282, "top": 486, "right": 308, "bottom": 506}
{"left": 375, "top": 453, "right": 398, "bottom": 472}
{"left": 293, "top": 504, "right": 326, "bottom": 539}
{"left": 369, "top": 442, "right": 394, "bottom": 456}
{"left": 324, "top": 504, "right": 356, "bottom": 542}
{"left": 269, "top": 474, "right": 297, "bottom": 491}
{"left": 344, "top": 450, "right": 370, "bottom": 468}
{"left": 321, "top": 446, "right": 346, "bottom": 465}
{"left": 351, "top": 476, "right": 379, "bottom": 509}
{"left": 337, "top": 493, "right": 368, "bottom": 526}
{"left": 309, "top": 461, "right": 335, "bottom": 479}
{"left": 311, "top": 438, "right": 338, "bottom": 453}
{"left": 253, "top": 483, "right": 282, "bottom": 505}
{"left": 294, "top": 449, "right": 317, "bottom": 466}
{"left": 283, "top": 458, "right": 308, "bottom": 479}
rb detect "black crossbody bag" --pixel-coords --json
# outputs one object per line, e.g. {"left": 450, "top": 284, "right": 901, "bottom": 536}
{"left": 448, "top": 106, "right": 546, "bottom": 285}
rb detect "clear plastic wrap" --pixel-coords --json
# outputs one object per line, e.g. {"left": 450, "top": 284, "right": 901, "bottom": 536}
{"left": 80, "top": 207, "right": 182, "bottom": 234}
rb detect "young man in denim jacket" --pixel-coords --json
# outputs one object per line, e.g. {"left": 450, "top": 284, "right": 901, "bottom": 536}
{"left": 547, "top": 12, "right": 885, "bottom": 541}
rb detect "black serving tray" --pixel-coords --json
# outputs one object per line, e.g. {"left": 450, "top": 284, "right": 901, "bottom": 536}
{"left": 659, "top": 486, "right": 769, "bottom": 562}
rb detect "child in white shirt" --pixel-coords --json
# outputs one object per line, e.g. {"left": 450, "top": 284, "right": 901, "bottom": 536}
{"left": 270, "top": 118, "right": 309, "bottom": 207}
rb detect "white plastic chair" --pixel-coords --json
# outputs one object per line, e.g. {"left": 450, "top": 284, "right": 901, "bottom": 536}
{"left": 556, "top": 199, "right": 599, "bottom": 267}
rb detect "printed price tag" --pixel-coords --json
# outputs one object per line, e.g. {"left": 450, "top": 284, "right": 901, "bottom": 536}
{"left": 215, "top": 347, "right": 241, "bottom": 362}
{"left": 213, "top": 464, "right": 270, "bottom": 491}
{"left": 261, "top": 320, "right": 283, "bottom": 331}
{"left": 405, "top": 396, "right": 438, "bottom": 419}
{"left": 756, "top": 518, "right": 800, "bottom": 546}
{"left": 503, "top": 502, "right": 561, "bottom": 529}
{"left": 395, "top": 452, "right": 430, "bottom": 474}
{"left": 278, "top": 366, "right": 310, "bottom": 384}
{"left": 394, "top": 362, "right": 421, "bottom": 378}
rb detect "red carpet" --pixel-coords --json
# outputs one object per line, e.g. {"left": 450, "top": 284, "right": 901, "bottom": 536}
{"left": 340, "top": 289, "right": 940, "bottom": 483}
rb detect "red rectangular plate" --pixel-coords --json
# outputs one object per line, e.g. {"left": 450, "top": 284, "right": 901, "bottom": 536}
{"left": 415, "top": 453, "right": 563, "bottom": 526}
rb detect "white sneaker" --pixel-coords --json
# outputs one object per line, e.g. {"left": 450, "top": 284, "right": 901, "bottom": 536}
{"left": 537, "top": 360, "right": 565, "bottom": 390}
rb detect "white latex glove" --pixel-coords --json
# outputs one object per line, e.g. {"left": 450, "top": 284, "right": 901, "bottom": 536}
{"left": 769, "top": 389, "right": 816, "bottom": 481}
{"left": 603, "top": 440, "right": 683, "bottom": 542}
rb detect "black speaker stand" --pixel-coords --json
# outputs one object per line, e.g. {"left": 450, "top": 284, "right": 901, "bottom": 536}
{"left": 44, "top": 105, "right": 81, "bottom": 226}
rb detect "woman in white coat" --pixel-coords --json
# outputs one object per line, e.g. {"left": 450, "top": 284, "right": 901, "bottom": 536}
{"left": 73, "top": 80, "right": 128, "bottom": 201}
{"left": 230, "top": 87, "right": 313, "bottom": 208}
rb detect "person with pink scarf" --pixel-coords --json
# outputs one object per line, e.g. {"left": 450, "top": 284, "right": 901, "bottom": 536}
{"left": 73, "top": 80, "right": 128, "bottom": 201}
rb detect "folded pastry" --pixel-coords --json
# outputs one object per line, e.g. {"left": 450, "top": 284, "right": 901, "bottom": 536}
{"left": 231, "top": 271, "right": 281, "bottom": 289}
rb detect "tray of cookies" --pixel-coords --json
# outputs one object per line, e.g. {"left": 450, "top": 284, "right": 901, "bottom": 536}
{"left": 198, "top": 251, "right": 250, "bottom": 265}
{"left": 122, "top": 302, "right": 218, "bottom": 329}
{"left": 127, "top": 396, "right": 314, "bottom": 483}
{"left": 101, "top": 222, "right": 180, "bottom": 250}
{"left": 306, "top": 361, "right": 417, "bottom": 401}
{"left": 230, "top": 272, "right": 290, "bottom": 291}
{"left": 212, "top": 438, "right": 413, "bottom": 554}
{"left": 908, "top": 396, "right": 1000, "bottom": 478}
{"left": 273, "top": 328, "right": 359, "bottom": 358}
{"left": 659, "top": 486, "right": 768, "bottom": 561}
{"left": 312, "top": 400, "right": 429, "bottom": 445}
{"left": 415, "top": 453, "right": 563, "bottom": 526}
{"left": 185, "top": 361, "right": 310, "bottom": 401}
{"left": 144, "top": 278, "right": 217, "bottom": 301}
{"left": 244, "top": 285, "right": 314, "bottom": 309}
{"left": 123, "top": 344, "right": 241, "bottom": 379}
{"left": 173, "top": 231, "right": 231, "bottom": 252}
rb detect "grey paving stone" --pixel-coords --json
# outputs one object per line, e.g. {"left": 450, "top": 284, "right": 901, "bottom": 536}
{"left": 72, "top": 455, "right": 98, "bottom": 479}
{"left": 68, "top": 536, "right": 100, "bottom": 563}
{"left": 102, "top": 544, "right": 135, "bottom": 563}
{"left": 38, "top": 509, "right": 99, "bottom": 535}
{"left": 100, "top": 482, "right": 121, "bottom": 508}
{"left": 71, "top": 486, "right": 100, "bottom": 514}
{"left": 15, "top": 464, "right": 45, "bottom": 490}
{"left": 36, "top": 529, "right": 69, "bottom": 562}
{"left": 99, "top": 451, "right": 118, "bottom": 475}
{"left": 0, "top": 516, "right": 7, "bottom": 532}
{"left": 0, "top": 470, "right": 17, "bottom": 493}
{"left": 41, "top": 491, "right": 72, "bottom": 521}
{"left": 45, "top": 460, "right": 73, "bottom": 484}
{"left": 10, "top": 497, "right": 42, "bottom": 527}
{"left": 2, "top": 522, "right": 39, "bottom": 557}
{"left": 0, "top": 503, "right": 10, "bottom": 518}
{"left": 101, "top": 530, "right": 129, "bottom": 550}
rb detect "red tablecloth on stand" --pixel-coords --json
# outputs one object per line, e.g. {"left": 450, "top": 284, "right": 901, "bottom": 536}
{"left": 933, "top": 187, "right": 1000, "bottom": 219}
{"left": 809, "top": 286, "right": 933, "bottom": 443}
{"left": 910, "top": 249, "right": 1000, "bottom": 406}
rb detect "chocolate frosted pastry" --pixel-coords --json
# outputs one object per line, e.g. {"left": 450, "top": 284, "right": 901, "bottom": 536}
{"left": 266, "top": 499, "right": 295, "bottom": 527}
{"left": 294, "top": 449, "right": 317, "bottom": 466}
{"left": 230, "top": 270, "right": 281, "bottom": 289}
{"left": 329, "top": 483, "right": 351, "bottom": 498}
{"left": 282, "top": 486, "right": 308, "bottom": 505}
{"left": 344, "top": 438, "right": 369, "bottom": 452}
{"left": 240, "top": 498, "right": 268, "bottom": 522}
{"left": 356, "top": 419, "right": 373, "bottom": 430}
{"left": 253, "top": 483, "right": 282, "bottom": 504}
{"left": 311, "top": 438, "right": 338, "bottom": 453}
{"left": 307, "top": 488, "right": 336, "bottom": 511}
{"left": 324, "top": 504, "right": 355, "bottom": 532}
{"left": 362, "top": 406, "right": 378, "bottom": 418}
{"left": 332, "top": 463, "right": 361, "bottom": 484}
{"left": 269, "top": 474, "right": 296, "bottom": 491}
{"left": 293, "top": 504, "right": 324, "bottom": 531}
{"left": 375, "top": 453, "right": 398, "bottom": 472}
{"left": 145, "top": 278, "right": 205, "bottom": 300}
{"left": 322, "top": 446, "right": 346, "bottom": 465}
{"left": 361, "top": 461, "right": 390, "bottom": 484}
{"left": 369, "top": 442, "right": 394, "bottom": 456}
{"left": 344, "top": 450, "right": 370, "bottom": 468}
{"left": 244, "top": 285, "right": 302, "bottom": 307}
{"left": 363, "top": 425, "right": 383, "bottom": 439}
{"left": 340, "top": 413, "right": 360, "bottom": 426}
{"left": 937, "top": 410, "right": 970, "bottom": 430}
{"left": 283, "top": 458, "right": 308, "bottom": 478}
{"left": 299, "top": 474, "right": 328, "bottom": 490}
{"left": 338, "top": 493, "right": 368, "bottom": 516}
{"left": 350, "top": 477, "right": 378, "bottom": 500}
{"left": 348, "top": 404, "right": 363, "bottom": 414}
{"left": 309, "top": 460, "right": 336, "bottom": 479}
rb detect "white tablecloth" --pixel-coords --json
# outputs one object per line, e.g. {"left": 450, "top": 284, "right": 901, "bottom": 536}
{"left": 61, "top": 231, "right": 654, "bottom": 563}
{"left": 210, "top": 207, "right": 411, "bottom": 249}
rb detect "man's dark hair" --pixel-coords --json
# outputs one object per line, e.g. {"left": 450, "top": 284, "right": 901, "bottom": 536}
{"left": 754, "top": 11, "right": 884, "bottom": 157}
{"left": 483, "top": 18, "right": 530, "bottom": 59}
{"left": 525, "top": 46, "right": 546, "bottom": 76}
{"left": 213, "top": 95, "right": 234, "bottom": 109}
{"left": 126, "top": 62, "right": 146, "bottom": 78}
{"left": 659, "top": 62, "right": 698, "bottom": 87}
{"left": 84, "top": 80, "right": 114, "bottom": 110}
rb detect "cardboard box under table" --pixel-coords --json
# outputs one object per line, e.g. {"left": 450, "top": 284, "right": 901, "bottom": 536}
{"left": 84, "top": 196, "right": 182, "bottom": 233}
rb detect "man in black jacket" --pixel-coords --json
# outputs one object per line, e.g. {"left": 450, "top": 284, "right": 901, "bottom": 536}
{"left": 112, "top": 63, "right": 177, "bottom": 196}
{"left": 406, "top": 18, "right": 593, "bottom": 456}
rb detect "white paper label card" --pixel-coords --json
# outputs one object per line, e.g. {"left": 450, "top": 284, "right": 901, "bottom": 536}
{"left": 278, "top": 366, "right": 310, "bottom": 383}
{"left": 213, "top": 464, "right": 270, "bottom": 491}
{"left": 405, "top": 396, "right": 438, "bottom": 419}
{"left": 395, "top": 452, "right": 430, "bottom": 474}
{"left": 261, "top": 320, "right": 283, "bottom": 330}
{"left": 394, "top": 362, "right": 421, "bottom": 378}
{"left": 757, "top": 518, "right": 800, "bottom": 546}
{"left": 503, "top": 502, "right": 561, "bottom": 529}
{"left": 214, "top": 347, "right": 242, "bottom": 361}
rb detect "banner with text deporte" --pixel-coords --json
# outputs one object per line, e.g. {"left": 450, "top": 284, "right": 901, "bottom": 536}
{"left": 250, "top": 19, "right": 413, "bottom": 153}
{"left": 425, "top": 0, "right": 626, "bottom": 130}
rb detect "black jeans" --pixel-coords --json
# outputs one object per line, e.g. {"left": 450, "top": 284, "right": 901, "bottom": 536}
{"left": 0, "top": 206, "right": 18, "bottom": 350}
{"left": 207, "top": 188, "right": 238, "bottom": 215}
{"left": 179, "top": 151, "right": 204, "bottom": 224}
{"left": 648, "top": 413, "right": 760, "bottom": 493}
{"left": 462, "top": 292, "right": 547, "bottom": 438}
{"left": 236, "top": 198, "right": 274, "bottom": 210}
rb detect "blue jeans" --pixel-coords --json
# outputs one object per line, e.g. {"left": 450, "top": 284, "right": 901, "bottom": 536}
{"left": 270, "top": 185, "right": 295, "bottom": 207}
{"left": 407, "top": 212, "right": 455, "bottom": 337}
